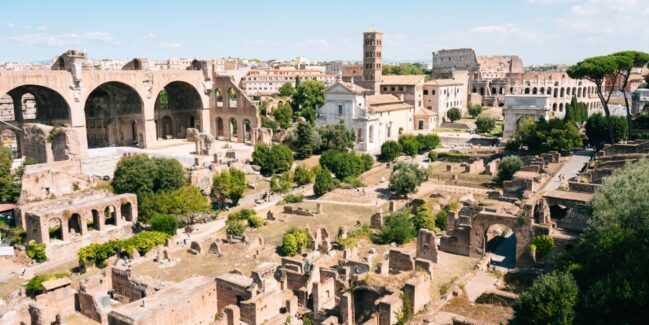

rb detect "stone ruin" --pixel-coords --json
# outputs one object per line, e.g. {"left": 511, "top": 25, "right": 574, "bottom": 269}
{"left": 187, "top": 127, "right": 217, "bottom": 156}
{"left": 282, "top": 203, "right": 322, "bottom": 217}
{"left": 22, "top": 123, "right": 82, "bottom": 164}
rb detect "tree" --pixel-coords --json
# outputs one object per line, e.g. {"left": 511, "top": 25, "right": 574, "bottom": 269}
{"left": 319, "top": 149, "right": 370, "bottom": 180}
{"left": 294, "top": 165, "right": 313, "bottom": 186}
{"left": 278, "top": 82, "right": 295, "bottom": 97}
{"left": 511, "top": 272, "right": 578, "bottom": 325}
{"left": 467, "top": 104, "right": 483, "bottom": 119}
{"left": 212, "top": 168, "right": 232, "bottom": 207}
{"left": 416, "top": 134, "right": 440, "bottom": 152}
{"left": 564, "top": 96, "right": 588, "bottom": 125}
{"left": 112, "top": 154, "right": 158, "bottom": 198}
{"left": 446, "top": 107, "right": 461, "bottom": 122}
{"left": 318, "top": 122, "right": 355, "bottom": 152}
{"left": 292, "top": 80, "right": 325, "bottom": 124}
{"left": 252, "top": 144, "right": 294, "bottom": 175}
{"left": 612, "top": 51, "right": 649, "bottom": 132}
{"left": 476, "top": 116, "right": 496, "bottom": 133}
{"left": 313, "top": 167, "right": 336, "bottom": 195}
{"left": 287, "top": 121, "right": 321, "bottom": 160}
{"left": 152, "top": 157, "right": 185, "bottom": 193}
{"left": 398, "top": 135, "right": 420, "bottom": 157}
{"left": 26, "top": 240, "right": 47, "bottom": 262}
{"left": 531, "top": 235, "right": 554, "bottom": 263}
{"left": 510, "top": 118, "right": 582, "bottom": 152}
{"left": 149, "top": 214, "right": 179, "bottom": 235}
{"left": 380, "top": 140, "right": 401, "bottom": 162}
{"left": 271, "top": 103, "right": 293, "bottom": 129}
{"left": 586, "top": 113, "right": 627, "bottom": 147}
{"left": 413, "top": 204, "right": 435, "bottom": 231}
{"left": 377, "top": 212, "right": 416, "bottom": 244}
{"left": 139, "top": 186, "right": 210, "bottom": 222}
{"left": 0, "top": 146, "right": 19, "bottom": 203}
{"left": 281, "top": 228, "right": 311, "bottom": 256}
{"left": 228, "top": 168, "right": 247, "bottom": 205}
{"left": 567, "top": 54, "right": 632, "bottom": 143}
{"left": 389, "top": 162, "right": 429, "bottom": 197}
{"left": 497, "top": 156, "right": 523, "bottom": 183}
{"left": 427, "top": 150, "right": 438, "bottom": 162}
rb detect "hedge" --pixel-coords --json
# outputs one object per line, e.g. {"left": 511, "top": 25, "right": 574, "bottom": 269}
{"left": 78, "top": 231, "right": 170, "bottom": 268}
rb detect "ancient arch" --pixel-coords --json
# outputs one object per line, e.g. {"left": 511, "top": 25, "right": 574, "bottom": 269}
{"left": 216, "top": 117, "right": 225, "bottom": 139}
{"left": 48, "top": 217, "right": 64, "bottom": 241}
{"left": 491, "top": 87, "right": 497, "bottom": 95}
{"left": 215, "top": 88, "right": 223, "bottom": 107}
{"left": 553, "top": 88, "right": 558, "bottom": 98}
{"left": 0, "top": 128, "right": 20, "bottom": 158}
{"left": 69, "top": 213, "right": 82, "bottom": 236}
{"left": 5, "top": 85, "right": 71, "bottom": 126}
{"left": 560, "top": 87, "right": 565, "bottom": 97}
{"left": 242, "top": 119, "right": 252, "bottom": 143}
{"left": 104, "top": 206, "right": 117, "bottom": 226}
{"left": 524, "top": 88, "right": 530, "bottom": 94}
{"left": 121, "top": 202, "right": 133, "bottom": 222}
{"left": 532, "top": 87, "right": 538, "bottom": 95}
{"left": 469, "top": 213, "right": 535, "bottom": 267}
{"left": 84, "top": 82, "right": 144, "bottom": 148}
{"left": 229, "top": 118, "right": 238, "bottom": 141}
{"left": 553, "top": 103, "right": 558, "bottom": 112}
{"left": 154, "top": 81, "right": 203, "bottom": 138}
{"left": 228, "top": 87, "right": 237, "bottom": 107}
{"left": 484, "top": 224, "right": 516, "bottom": 268}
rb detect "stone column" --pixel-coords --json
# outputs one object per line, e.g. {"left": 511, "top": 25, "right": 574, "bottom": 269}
{"left": 340, "top": 292, "right": 353, "bottom": 325}
{"left": 225, "top": 305, "right": 240, "bottom": 325}
{"left": 199, "top": 108, "right": 211, "bottom": 135}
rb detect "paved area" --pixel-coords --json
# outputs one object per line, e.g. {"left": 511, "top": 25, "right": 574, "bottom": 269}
{"left": 463, "top": 270, "right": 500, "bottom": 302}
{"left": 541, "top": 149, "right": 594, "bottom": 192}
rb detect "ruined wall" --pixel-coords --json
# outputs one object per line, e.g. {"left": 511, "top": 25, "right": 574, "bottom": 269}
{"left": 216, "top": 274, "right": 253, "bottom": 313}
{"left": 388, "top": 249, "right": 415, "bottom": 274}
{"left": 239, "top": 289, "right": 284, "bottom": 325}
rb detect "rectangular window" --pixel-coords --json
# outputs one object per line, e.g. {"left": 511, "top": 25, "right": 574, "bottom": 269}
{"left": 423, "top": 90, "right": 429, "bottom": 95}
{"left": 338, "top": 105, "right": 343, "bottom": 115}
{"left": 432, "top": 90, "right": 436, "bottom": 95}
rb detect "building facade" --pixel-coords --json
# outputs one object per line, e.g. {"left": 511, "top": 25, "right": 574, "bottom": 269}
{"left": 422, "top": 79, "right": 466, "bottom": 127}
{"left": 240, "top": 69, "right": 334, "bottom": 96}
{"left": 357, "top": 29, "right": 383, "bottom": 94}
{"left": 317, "top": 81, "right": 413, "bottom": 153}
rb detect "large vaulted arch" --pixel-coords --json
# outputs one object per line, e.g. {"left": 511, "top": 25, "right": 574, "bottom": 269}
{"left": 84, "top": 81, "right": 144, "bottom": 148}
{"left": 154, "top": 81, "right": 203, "bottom": 139}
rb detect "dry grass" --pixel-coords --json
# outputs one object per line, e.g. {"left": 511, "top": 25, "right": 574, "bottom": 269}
{"left": 441, "top": 296, "right": 513, "bottom": 324}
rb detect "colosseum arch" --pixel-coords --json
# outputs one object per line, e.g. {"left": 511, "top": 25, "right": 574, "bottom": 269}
{"left": 242, "top": 119, "right": 252, "bottom": 143}
{"left": 215, "top": 117, "right": 225, "bottom": 139}
{"left": 84, "top": 82, "right": 144, "bottom": 148}
{"left": 154, "top": 81, "right": 203, "bottom": 139}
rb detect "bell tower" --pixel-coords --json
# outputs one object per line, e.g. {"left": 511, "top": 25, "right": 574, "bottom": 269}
{"left": 360, "top": 28, "right": 383, "bottom": 94}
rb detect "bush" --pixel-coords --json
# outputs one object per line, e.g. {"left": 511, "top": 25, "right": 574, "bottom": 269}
{"left": 435, "top": 209, "right": 448, "bottom": 231}
{"left": 511, "top": 272, "right": 578, "bottom": 325}
{"left": 341, "top": 176, "right": 366, "bottom": 188}
{"left": 376, "top": 212, "right": 416, "bottom": 244}
{"left": 413, "top": 204, "right": 435, "bottom": 231}
{"left": 314, "top": 168, "right": 337, "bottom": 195}
{"left": 25, "top": 273, "right": 68, "bottom": 297}
{"left": 318, "top": 122, "right": 356, "bottom": 152}
{"left": 252, "top": 144, "right": 294, "bottom": 175}
{"left": 476, "top": 116, "right": 496, "bottom": 133}
{"left": 319, "top": 149, "right": 370, "bottom": 180}
{"left": 398, "top": 135, "right": 420, "bottom": 157}
{"left": 380, "top": 140, "right": 401, "bottom": 162}
{"left": 437, "top": 151, "right": 470, "bottom": 160}
{"left": 26, "top": 240, "right": 47, "bottom": 262}
{"left": 283, "top": 193, "right": 304, "bottom": 203}
{"left": 531, "top": 235, "right": 555, "bottom": 262}
{"left": 281, "top": 228, "right": 311, "bottom": 256}
{"left": 467, "top": 104, "right": 483, "bottom": 119}
{"left": 139, "top": 186, "right": 210, "bottom": 223}
{"left": 226, "top": 208, "right": 265, "bottom": 235}
{"left": 78, "top": 231, "right": 170, "bottom": 268}
{"left": 112, "top": 155, "right": 185, "bottom": 199}
{"left": 293, "top": 165, "right": 313, "bottom": 186}
{"left": 226, "top": 219, "right": 247, "bottom": 236}
{"left": 498, "top": 155, "right": 523, "bottom": 183}
{"left": 361, "top": 153, "right": 374, "bottom": 171}
{"left": 446, "top": 107, "right": 461, "bottom": 122}
{"left": 428, "top": 150, "right": 438, "bottom": 161}
{"left": 248, "top": 214, "right": 266, "bottom": 228}
{"left": 416, "top": 134, "right": 441, "bottom": 152}
{"left": 337, "top": 224, "right": 372, "bottom": 248}
{"left": 389, "top": 162, "right": 430, "bottom": 197}
{"left": 211, "top": 167, "right": 247, "bottom": 207}
{"left": 149, "top": 214, "right": 179, "bottom": 236}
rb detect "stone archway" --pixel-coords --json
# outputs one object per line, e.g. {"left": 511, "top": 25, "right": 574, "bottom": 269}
{"left": 484, "top": 224, "right": 516, "bottom": 268}
{"left": 469, "top": 213, "right": 535, "bottom": 267}
{"left": 69, "top": 213, "right": 83, "bottom": 237}
{"left": 228, "top": 87, "right": 238, "bottom": 107}
{"left": 48, "top": 217, "right": 64, "bottom": 242}
{"left": 229, "top": 118, "right": 238, "bottom": 142}
{"left": 216, "top": 117, "right": 224, "bottom": 139}
{"left": 242, "top": 119, "right": 252, "bottom": 143}
{"left": 154, "top": 81, "right": 203, "bottom": 138}
{"left": 90, "top": 209, "right": 101, "bottom": 231}
{"left": 104, "top": 206, "right": 117, "bottom": 226}
{"left": 121, "top": 202, "right": 133, "bottom": 222}
{"left": 84, "top": 82, "right": 144, "bottom": 148}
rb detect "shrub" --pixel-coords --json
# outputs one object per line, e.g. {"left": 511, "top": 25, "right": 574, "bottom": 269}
{"left": 511, "top": 272, "right": 578, "bottom": 325}
{"left": 531, "top": 235, "right": 555, "bottom": 262}
{"left": 416, "top": 134, "right": 441, "bottom": 152}
{"left": 380, "top": 140, "right": 401, "bottom": 162}
{"left": 428, "top": 150, "right": 438, "bottom": 161}
{"left": 226, "top": 219, "right": 247, "bottom": 236}
{"left": 26, "top": 240, "right": 47, "bottom": 262}
{"left": 337, "top": 224, "right": 372, "bottom": 248}
{"left": 467, "top": 104, "right": 483, "bottom": 118}
{"left": 389, "top": 162, "right": 430, "bottom": 197}
{"left": 252, "top": 144, "right": 294, "bottom": 175}
{"left": 376, "top": 212, "right": 416, "bottom": 244}
{"left": 341, "top": 176, "right": 366, "bottom": 188}
{"left": 281, "top": 228, "right": 311, "bottom": 256}
{"left": 398, "top": 135, "right": 420, "bottom": 157}
{"left": 498, "top": 155, "right": 524, "bottom": 183}
{"left": 435, "top": 209, "right": 448, "bottom": 231}
{"left": 149, "top": 214, "right": 179, "bottom": 236}
{"left": 314, "top": 168, "right": 337, "bottom": 195}
{"left": 476, "top": 116, "right": 496, "bottom": 133}
{"left": 78, "top": 231, "right": 169, "bottom": 268}
{"left": 293, "top": 165, "right": 313, "bottom": 186}
{"left": 413, "top": 204, "right": 435, "bottom": 231}
{"left": 283, "top": 193, "right": 304, "bottom": 203}
{"left": 446, "top": 107, "right": 461, "bottom": 122}
{"left": 226, "top": 208, "right": 265, "bottom": 234}
{"left": 319, "top": 150, "right": 370, "bottom": 180}
{"left": 437, "top": 151, "right": 470, "bottom": 160}
{"left": 112, "top": 155, "right": 185, "bottom": 200}
{"left": 247, "top": 214, "right": 267, "bottom": 228}
{"left": 25, "top": 273, "right": 68, "bottom": 297}
{"left": 139, "top": 186, "right": 210, "bottom": 223}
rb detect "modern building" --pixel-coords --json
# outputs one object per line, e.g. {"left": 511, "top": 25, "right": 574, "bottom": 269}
{"left": 317, "top": 81, "right": 414, "bottom": 153}
{"left": 240, "top": 69, "right": 334, "bottom": 96}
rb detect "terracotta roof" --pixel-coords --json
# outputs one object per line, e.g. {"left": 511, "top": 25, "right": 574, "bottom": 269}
{"left": 424, "top": 79, "right": 463, "bottom": 86}
{"left": 367, "top": 94, "right": 413, "bottom": 112}
{"left": 381, "top": 75, "right": 425, "bottom": 86}
{"left": 326, "top": 81, "right": 370, "bottom": 94}
{"left": 0, "top": 204, "right": 15, "bottom": 212}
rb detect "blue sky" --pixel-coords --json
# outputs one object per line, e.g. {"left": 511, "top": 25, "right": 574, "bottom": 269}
{"left": 1, "top": 0, "right": 648, "bottom": 65}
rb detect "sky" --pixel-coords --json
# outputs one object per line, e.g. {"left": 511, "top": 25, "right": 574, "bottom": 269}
{"left": 1, "top": 0, "right": 648, "bottom": 65}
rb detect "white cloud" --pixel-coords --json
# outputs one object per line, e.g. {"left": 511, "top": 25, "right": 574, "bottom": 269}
{"left": 472, "top": 25, "right": 509, "bottom": 33}
{"left": 528, "top": 0, "right": 575, "bottom": 4}
{"left": 159, "top": 41, "right": 181, "bottom": 48}
{"left": 36, "top": 25, "right": 48, "bottom": 31}
{"left": 147, "top": 33, "right": 157, "bottom": 39}
{"left": 7, "top": 22, "right": 31, "bottom": 29}
{"left": 0, "top": 31, "right": 115, "bottom": 47}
